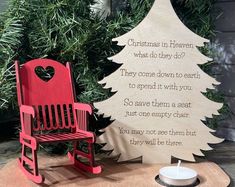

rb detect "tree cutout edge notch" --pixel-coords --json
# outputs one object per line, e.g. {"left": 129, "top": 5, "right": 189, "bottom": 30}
{"left": 94, "top": 0, "right": 223, "bottom": 163}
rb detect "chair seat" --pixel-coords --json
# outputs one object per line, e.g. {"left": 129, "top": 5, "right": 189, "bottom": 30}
{"left": 35, "top": 131, "right": 93, "bottom": 143}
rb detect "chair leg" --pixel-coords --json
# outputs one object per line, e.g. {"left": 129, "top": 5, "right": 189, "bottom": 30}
{"left": 68, "top": 140, "right": 101, "bottom": 174}
{"left": 67, "top": 141, "right": 78, "bottom": 165}
{"left": 18, "top": 143, "right": 44, "bottom": 184}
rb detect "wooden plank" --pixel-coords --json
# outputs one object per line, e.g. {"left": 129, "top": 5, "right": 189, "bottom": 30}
{"left": 224, "top": 97, "right": 235, "bottom": 114}
{"left": 216, "top": 0, "right": 235, "bottom": 2}
{"left": 205, "top": 141, "right": 235, "bottom": 163}
{"left": 213, "top": 0, "right": 235, "bottom": 141}
{"left": 214, "top": 32, "right": 235, "bottom": 65}
{"left": 216, "top": 65, "right": 235, "bottom": 96}
{"left": 0, "top": 156, "right": 231, "bottom": 186}
{"left": 205, "top": 141, "right": 235, "bottom": 184}
{"left": 214, "top": 2, "right": 235, "bottom": 31}
{"left": 0, "top": 0, "right": 8, "bottom": 12}
{"left": 213, "top": 32, "right": 235, "bottom": 122}
{"left": 95, "top": 0, "right": 223, "bottom": 164}
{"left": 217, "top": 126, "right": 235, "bottom": 141}
{"left": 217, "top": 115, "right": 235, "bottom": 130}
{"left": 216, "top": 111, "right": 235, "bottom": 141}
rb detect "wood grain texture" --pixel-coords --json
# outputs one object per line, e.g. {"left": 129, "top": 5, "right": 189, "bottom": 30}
{"left": 217, "top": 65, "right": 235, "bottom": 96}
{"left": 0, "top": 0, "right": 8, "bottom": 12}
{"left": 205, "top": 141, "right": 235, "bottom": 186}
{"left": 217, "top": 115, "right": 235, "bottom": 141}
{"left": 217, "top": 126, "right": 235, "bottom": 141}
{"left": 213, "top": 1, "right": 235, "bottom": 141}
{"left": 214, "top": 32, "right": 235, "bottom": 65}
{"left": 15, "top": 59, "right": 102, "bottom": 183}
{"left": 95, "top": 0, "right": 223, "bottom": 163}
{"left": 214, "top": 2, "right": 235, "bottom": 31}
{"left": 0, "top": 156, "right": 230, "bottom": 187}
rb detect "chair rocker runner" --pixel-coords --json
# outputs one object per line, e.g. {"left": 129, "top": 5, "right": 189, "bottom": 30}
{"left": 15, "top": 59, "right": 101, "bottom": 184}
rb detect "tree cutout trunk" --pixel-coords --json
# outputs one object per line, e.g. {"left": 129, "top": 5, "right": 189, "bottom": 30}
{"left": 94, "top": 0, "right": 223, "bottom": 163}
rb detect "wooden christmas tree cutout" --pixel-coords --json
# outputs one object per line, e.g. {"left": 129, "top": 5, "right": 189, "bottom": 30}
{"left": 94, "top": 0, "right": 223, "bottom": 163}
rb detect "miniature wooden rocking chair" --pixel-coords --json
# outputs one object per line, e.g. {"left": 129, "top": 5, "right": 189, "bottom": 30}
{"left": 15, "top": 59, "right": 101, "bottom": 184}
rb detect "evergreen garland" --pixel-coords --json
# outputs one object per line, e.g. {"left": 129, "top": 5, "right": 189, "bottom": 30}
{"left": 0, "top": 0, "right": 29, "bottom": 109}
{"left": 0, "top": 0, "right": 227, "bottom": 134}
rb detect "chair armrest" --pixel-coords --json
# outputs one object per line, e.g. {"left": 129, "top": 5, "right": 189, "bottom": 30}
{"left": 74, "top": 103, "right": 93, "bottom": 115}
{"left": 20, "top": 105, "right": 35, "bottom": 135}
{"left": 19, "top": 132, "right": 37, "bottom": 150}
{"left": 20, "top": 105, "right": 35, "bottom": 118}
{"left": 73, "top": 103, "right": 93, "bottom": 132}
{"left": 77, "top": 129, "right": 96, "bottom": 143}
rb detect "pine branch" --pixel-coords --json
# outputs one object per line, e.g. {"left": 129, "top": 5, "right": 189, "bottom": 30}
{"left": 0, "top": 0, "right": 225, "bottom": 132}
{"left": 0, "top": 0, "right": 29, "bottom": 109}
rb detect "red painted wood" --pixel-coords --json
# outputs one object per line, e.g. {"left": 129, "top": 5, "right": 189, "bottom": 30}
{"left": 19, "top": 59, "right": 74, "bottom": 105}
{"left": 60, "top": 104, "right": 66, "bottom": 129}
{"left": 41, "top": 106, "right": 48, "bottom": 130}
{"left": 54, "top": 104, "right": 60, "bottom": 129}
{"left": 34, "top": 131, "right": 93, "bottom": 143}
{"left": 74, "top": 103, "right": 92, "bottom": 131}
{"left": 15, "top": 59, "right": 102, "bottom": 184}
{"left": 15, "top": 61, "right": 23, "bottom": 106}
{"left": 19, "top": 105, "right": 35, "bottom": 135}
{"left": 73, "top": 159, "right": 102, "bottom": 174}
{"left": 34, "top": 107, "right": 40, "bottom": 131}
{"left": 18, "top": 159, "right": 44, "bottom": 184}
{"left": 48, "top": 105, "right": 54, "bottom": 129}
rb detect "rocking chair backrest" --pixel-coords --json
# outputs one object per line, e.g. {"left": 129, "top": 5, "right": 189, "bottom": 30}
{"left": 15, "top": 59, "right": 78, "bottom": 132}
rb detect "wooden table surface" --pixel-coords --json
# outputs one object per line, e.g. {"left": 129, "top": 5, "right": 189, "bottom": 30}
{"left": 204, "top": 141, "right": 235, "bottom": 187}
{"left": 0, "top": 157, "right": 231, "bottom": 187}
{"left": 0, "top": 140, "right": 234, "bottom": 186}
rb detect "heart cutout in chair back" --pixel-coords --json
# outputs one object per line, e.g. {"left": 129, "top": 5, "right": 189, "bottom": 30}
{"left": 35, "top": 66, "right": 55, "bottom": 82}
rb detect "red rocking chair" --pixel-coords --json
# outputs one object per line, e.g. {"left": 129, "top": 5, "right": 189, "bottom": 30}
{"left": 15, "top": 59, "right": 101, "bottom": 184}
